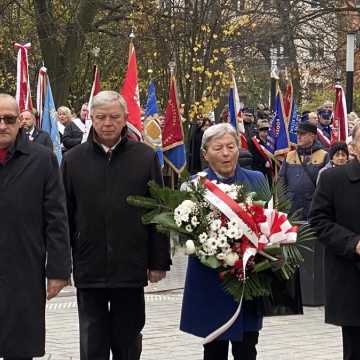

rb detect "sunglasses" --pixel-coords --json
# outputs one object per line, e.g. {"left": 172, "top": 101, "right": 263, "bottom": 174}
{"left": 0, "top": 115, "right": 18, "bottom": 125}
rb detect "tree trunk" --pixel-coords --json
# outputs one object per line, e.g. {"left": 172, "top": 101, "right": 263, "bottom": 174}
{"left": 34, "top": 0, "right": 101, "bottom": 106}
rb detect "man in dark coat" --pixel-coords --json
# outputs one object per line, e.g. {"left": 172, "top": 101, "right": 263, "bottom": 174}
{"left": 20, "top": 109, "right": 53, "bottom": 150}
{"left": 279, "top": 121, "right": 327, "bottom": 220}
{"left": 62, "top": 91, "right": 171, "bottom": 360}
{"left": 310, "top": 124, "right": 360, "bottom": 360}
{"left": 62, "top": 103, "right": 88, "bottom": 150}
{"left": 0, "top": 94, "right": 71, "bottom": 360}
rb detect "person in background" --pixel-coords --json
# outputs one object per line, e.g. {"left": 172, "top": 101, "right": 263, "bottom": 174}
{"left": 308, "top": 112, "right": 318, "bottom": 126}
{"left": 248, "top": 119, "right": 272, "bottom": 185}
{"left": 317, "top": 105, "right": 333, "bottom": 141}
{"left": 279, "top": 121, "right": 327, "bottom": 220}
{"left": 20, "top": 110, "right": 53, "bottom": 150}
{"left": 317, "top": 142, "right": 349, "bottom": 184}
{"left": 62, "top": 103, "right": 88, "bottom": 150}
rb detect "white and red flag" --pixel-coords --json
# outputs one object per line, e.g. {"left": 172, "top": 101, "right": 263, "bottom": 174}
{"left": 82, "top": 65, "right": 102, "bottom": 143}
{"left": 14, "top": 42, "right": 33, "bottom": 112}
{"left": 88, "top": 64, "right": 101, "bottom": 115}
{"left": 120, "top": 42, "right": 142, "bottom": 141}
{"left": 36, "top": 66, "right": 47, "bottom": 127}
{"left": 332, "top": 84, "right": 348, "bottom": 144}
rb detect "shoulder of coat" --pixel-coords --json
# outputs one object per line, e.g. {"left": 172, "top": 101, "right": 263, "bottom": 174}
{"left": 286, "top": 150, "right": 298, "bottom": 164}
{"left": 311, "top": 149, "right": 327, "bottom": 164}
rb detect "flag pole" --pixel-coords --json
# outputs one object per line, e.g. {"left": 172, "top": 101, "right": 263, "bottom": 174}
{"left": 169, "top": 60, "right": 176, "bottom": 190}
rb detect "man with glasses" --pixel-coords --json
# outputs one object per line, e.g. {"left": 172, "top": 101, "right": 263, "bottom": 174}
{"left": 0, "top": 94, "right": 71, "bottom": 360}
{"left": 310, "top": 124, "right": 360, "bottom": 360}
{"left": 62, "top": 91, "right": 171, "bottom": 360}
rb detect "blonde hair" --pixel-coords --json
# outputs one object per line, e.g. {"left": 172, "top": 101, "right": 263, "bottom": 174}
{"left": 57, "top": 106, "right": 72, "bottom": 123}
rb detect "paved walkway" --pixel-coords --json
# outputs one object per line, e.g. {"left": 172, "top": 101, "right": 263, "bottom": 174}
{"left": 30, "top": 253, "right": 342, "bottom": 360}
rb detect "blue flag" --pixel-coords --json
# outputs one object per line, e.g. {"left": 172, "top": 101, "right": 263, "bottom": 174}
{"left": 145, "top": 81, "right": 159, "bottom": 117}
{"left": 143, "top": 81, "right": 164, "bottom": 168}
{"left": 42, "top": 77, "right": 62, "bottom": 163}
{"left": 288, "top": 100, "right": 299, "bottom": 145}
{"left": 266, "top": 92, "right": 290, "bottom": 155}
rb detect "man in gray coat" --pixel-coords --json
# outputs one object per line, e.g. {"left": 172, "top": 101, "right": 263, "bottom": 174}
{"left": 0, "top": 94, "right": 71, "bottom": 360}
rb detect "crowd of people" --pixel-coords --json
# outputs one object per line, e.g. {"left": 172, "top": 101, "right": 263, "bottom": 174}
{"left": 1, "top": 90, "right": 360, "bottom": 360}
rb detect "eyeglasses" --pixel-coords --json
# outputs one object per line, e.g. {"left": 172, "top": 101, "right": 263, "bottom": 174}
{"left": 0, "top": 115, "right": 18, "bottom": 125}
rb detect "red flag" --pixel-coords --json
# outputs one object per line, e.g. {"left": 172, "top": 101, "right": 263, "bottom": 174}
{"left": 283, "top": 81, "right": 293, "bottom": 123}
{"left": 332, "top": 85, "right": 348, "bottom": 144}
{"left": 162, "top": 76, "right": 184, "bottom": 150}
{"left": 14, "top": 43, "right": 33, "bottom": 112}
{"left": 120, "top": 42, "right": 142, "bottom": 140}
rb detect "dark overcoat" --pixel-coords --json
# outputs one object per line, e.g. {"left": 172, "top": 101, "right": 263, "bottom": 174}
{"left": 309, "top": 159, "right": 360, "bottom": 326}
{"left": 32, "top": 126, "right": 53, "bottom": 150}
{"left": 61, "top": 132, "right": 171, "bottom": 288}
{"left": 0, "top": 131, "right": 71, "bottom": 357}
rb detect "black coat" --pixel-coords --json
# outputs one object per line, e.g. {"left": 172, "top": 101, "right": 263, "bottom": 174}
{"left": 61, "top": 134, "right": 171, "bottom": 288}
{"left": 31, "top": 127, "right": 53, "bottom": 150}
{"left": 62, "top": 120, "right": 83, "bottom": 150}
{"left": 0, "top": 131, "right": 71, "bottom": 357}
{"left": 309, "top": 159, "right": 360, "bottom": 326}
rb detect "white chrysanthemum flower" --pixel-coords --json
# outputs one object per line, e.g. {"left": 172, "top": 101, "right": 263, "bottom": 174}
{"left": 218, "top": 226, "right": 227, "bottom": 237}
{"left": 228, "top": 219, "right": 238, "bottom": 229}
{"left": 185, "top": 240, "right": 196, "bottom": 255}
{"left": 181, "top": 200, "right": 196, "bottom": 211}
{"left": 180, "top": 213, "right": 190, "bottom": 222}
{"left": 224, "top": 252, "right": 239, "bottom": 266}
{"left": 207, "top": 237, "right": 218, "bottom": 250}
{"left": 185, "top": 224, "right": 193, "bottom": 233}
{"left": 210, "top": 219, "right": 222, "bottom": 232}
{"left": 217, "top": 236, "right": 228, "bottom": 247}
{"left": 199, "top": 233, "right": 208, "bottom": 243}
{"left": 191, "top": 216, "right": 200, "bottom": 227}
{"left": 175, "top": 219, "right": 182, "bottom": 227}
{"left": 226, "top": 227, "right": 238, "bottom": 239}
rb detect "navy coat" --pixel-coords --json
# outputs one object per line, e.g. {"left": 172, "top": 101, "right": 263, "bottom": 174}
{"left": 180, "top": 165, "right": 269, "bottom": 341}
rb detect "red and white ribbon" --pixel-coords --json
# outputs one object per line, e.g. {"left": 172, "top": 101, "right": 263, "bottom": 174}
{"left": 197, "top": 174, "right": 297, "bottom": 344}
{"left": 259, "top": 209, "right": 297, "bottom": 246}
{"left": 14, "top": 43, "right": 32, "bottom": 112}
{"left": 36, "top": 66, "right": 47, "bottom": 127}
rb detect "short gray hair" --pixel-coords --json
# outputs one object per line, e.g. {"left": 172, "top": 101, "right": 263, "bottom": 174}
{"left": 91, "top": 91, "right": 128, "bottom": 116}
{"left": 0, "top": 93, "right": 19, "bottom": 115}
{"left": 201, "top": 123, "right": 239, "bottom": 151}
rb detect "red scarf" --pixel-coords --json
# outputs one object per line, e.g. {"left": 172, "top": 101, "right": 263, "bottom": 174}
{"left": 0, "top": 148, "right": 8, "bottom": 164}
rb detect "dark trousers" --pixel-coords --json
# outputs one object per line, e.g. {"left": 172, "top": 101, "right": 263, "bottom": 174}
{"left": 203, "top": 332, "right": 259, "bottom": 360}
{"left": 77, "top": 287, "right": 145, "bottom": 360}
{"left": 342, "top": 326, "right": 360, "bottom": 360}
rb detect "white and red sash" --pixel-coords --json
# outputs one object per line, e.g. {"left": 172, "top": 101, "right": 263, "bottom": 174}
{"left": 251, "top": 136, "right": 274, "bottom": 172}
{"left": 317, "top": 128, "right": 330, "bottom": 148}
